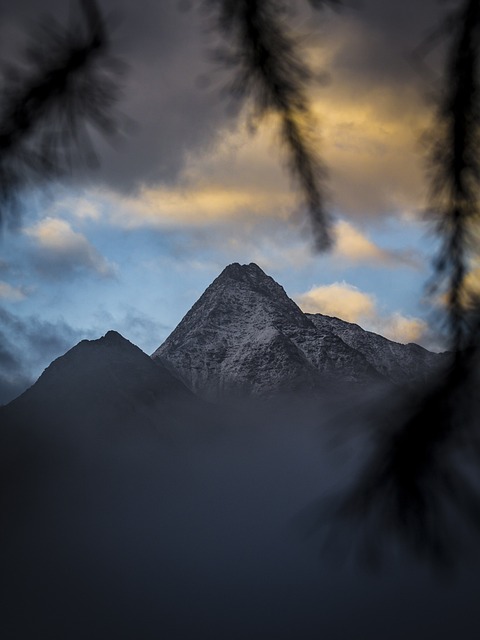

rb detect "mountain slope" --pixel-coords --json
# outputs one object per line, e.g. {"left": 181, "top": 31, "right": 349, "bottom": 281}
{"left": 1, "top": 330, "right": 193, "bottom": 434}
{"left": 307, "top": 313, "right": 445, "bottom": 385}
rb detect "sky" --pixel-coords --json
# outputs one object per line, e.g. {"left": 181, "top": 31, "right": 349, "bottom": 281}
{"left": 0, "top": 0, "right": 455, "bottom": 404}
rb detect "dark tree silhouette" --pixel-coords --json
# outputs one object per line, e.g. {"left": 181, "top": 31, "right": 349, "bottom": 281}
{"left": 425, "top": 0, "right": 480, "bottom": 355}
{"left": 308, "top": 0, "right": 480, "bottom": 570}
{"left": 0, "top": 0, "right": 123, "bottom": 229}
{"left": 203, "top": 0, "right": 342, "bottom": 250}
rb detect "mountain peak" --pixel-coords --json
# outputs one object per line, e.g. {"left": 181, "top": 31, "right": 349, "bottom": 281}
{"left": 4, "top": 328, "right": 192, "bottom": 425}
{"left": 151, "top": 263, "right": 446, "bottom": 400}
{"left": 211, "top": 262, "right": 292, "bottom": 306}
{"left": 152, "top": 263, "right": 387, "bottom": 399}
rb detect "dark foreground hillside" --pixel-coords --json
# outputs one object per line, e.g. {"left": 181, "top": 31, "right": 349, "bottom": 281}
{"left": 1, "top": 376, "right": 480, "bottom": 640}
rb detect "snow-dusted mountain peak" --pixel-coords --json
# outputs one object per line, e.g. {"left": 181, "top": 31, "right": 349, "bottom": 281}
{"left": 153, "top": 263, "right": 437, "bottom": 399}
{"left": 209, "top": 261, "right": 298, "bottom": 306}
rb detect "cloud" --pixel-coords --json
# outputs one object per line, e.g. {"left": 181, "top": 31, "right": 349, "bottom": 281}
{"left": 133, "top": 214, "right": 320, "bottom": 277}
{"left": 64, "top": 199, "right": 101, "bottom": 222}
{"left": 296, "top": 282, "right": 377, "bottom": 322}
{"left": 295, "top": 281, "right": 428, "bottom": 345}
{"left": 0, "top": 281, "right": 26, "bottom": 301}
{"left": 0, "top": 303, "right": 173, "bottom": 406}
{"left": 94, "top": 114, "right": 298, "bottom": 229}
{"left": 87, "top": 305, "right": 172, "bottom": 357}
{"left": 0, "top": 0, "right": 441, "bottom": 228}
{"left": 106, "top": 184, "right": 283, "bottom": 228}
{"left": 25, "top": 218, "right": 115, "bottom": 279}
{"left": 0, "top": 0, "right": 235, "bottom": 194}
{"left": 374, "top": 312, "right": 428, "bottom": 345}
{"left": 332, "top": 220, "right": 419, "bottom": 266}
{"left": 308, "top": 69, "right": 430, "bottom": 218}
{"left": 94, "top": 73, "right": 430, "bottom": 234}
{"left": 101, "top": 202, "right": 418, "bottom": 279}
{"left": 334, "top": 220, "right": 386, "bottom": 262}
{"left": 0, "top": 0, "right": 440, "bottom": 243}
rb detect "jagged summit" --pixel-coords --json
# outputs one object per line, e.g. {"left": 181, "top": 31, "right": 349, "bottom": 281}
{"left": 220, "top": 262, "right": 284, "bottom": 291}
{"left": 221, "top": 262, "right": 263, "bottom": 277}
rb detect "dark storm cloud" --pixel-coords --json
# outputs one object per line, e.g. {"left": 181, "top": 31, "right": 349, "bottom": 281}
{"left": 0, "top": 0, "right": 449, "bottom": 199}
{"left": 355, "top": 0, "right": 444, "bottom": 50}
{"left": 308, "top": 0, "right": 446, "bottom": 89}
{"left": 0, "top": 0, "right": 235, "bottom": 195}
{"left": 0, "top": 306, "right": 97, "bottom": 405}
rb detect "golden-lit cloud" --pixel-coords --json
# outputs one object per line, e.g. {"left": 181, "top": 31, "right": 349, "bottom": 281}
{"left": 91, "top": 12, "right": 430, "bottom": 232}
{"left": 101, "top": 118, "right": 297, "bottom": 229}
{"left": 333, "top": 219, "right": 394, "bottom": 264}
{"left": 102, "top": 81, "right": 430, "bottom": 233}
{"left": 376, "top": 313, "right": 427, "bottom": 344}
{"left": 310, "top": 87, "right": 430, "bottom": 218}
{"left": 296, "top": 282, "right": 377, "bottom": 322}
{"left": 301, "top": 12, "right": 432, "bottom": 218}
{"left": 107, "top": 184, "right": 288, "bottom": 228}
{"left": 25, "top": 218, "right": 115, "bottom": 278}
{"left": 82, "top": 8, "right": 433, "bottom": 236}
{"left": 295, "top": 282, "right": 427, "bottom": 344}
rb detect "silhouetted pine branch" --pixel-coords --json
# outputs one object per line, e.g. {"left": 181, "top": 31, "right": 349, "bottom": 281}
{"left": 426, "top": 0, "right": 480, "bottom": 354}
{"left": 331, "top": 357, "right": 480, "bottom": 568}
{"left": 204, "top": 0, "right": 335, "bottom": 250}
{"left": 309, "top": 0, "right": 480, "bottom": 569}
{"left": 0, "top": 0, "right": 123, "bottom": 228}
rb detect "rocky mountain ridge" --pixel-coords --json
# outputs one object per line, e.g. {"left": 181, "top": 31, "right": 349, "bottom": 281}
{"left": 153, "top": 262, "right": 444, "bottom": 400}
